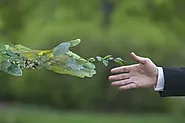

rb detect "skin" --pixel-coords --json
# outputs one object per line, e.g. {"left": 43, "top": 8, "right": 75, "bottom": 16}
{"left": 109, "top": 52, "right": 158, "bottom": 90}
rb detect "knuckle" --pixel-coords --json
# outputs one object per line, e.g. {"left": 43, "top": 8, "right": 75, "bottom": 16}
{"left": 118, "top": 81, "right": 121, "bottom": 86}
{"left": 121, "top": 74, "right": 125, "bottom": 79}
{"left": 124, "top": 81, "right": 128, "bottom": 85}
{"left": 145, "top": 58, "right": 151, "bottom": 62}
{"left": 120, "top": 81, "right": 125, "bottom": 86}
{"left": 116, "top": 75, "right": 121, "bottom": 80}
{"left": 121, "top": 67, "right": 129, "bottom": 72}
{"left": 120, "top": 67, "right": 125, "bottom": 72}
{"left": 122, "top": 74, "right": 129, "bottom": 79}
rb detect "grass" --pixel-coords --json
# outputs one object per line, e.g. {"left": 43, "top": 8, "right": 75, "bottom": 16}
{"left": 0, "top": 105, "right": 181, "bottom": 123}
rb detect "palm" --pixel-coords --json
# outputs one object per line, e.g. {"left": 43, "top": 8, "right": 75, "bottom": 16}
{"left": 129, "top": 63, "right": 157, "bottom": 88}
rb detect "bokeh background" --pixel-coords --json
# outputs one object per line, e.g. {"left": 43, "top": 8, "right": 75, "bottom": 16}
{"left": 0, "top": 0, "right": 185, "bottom": 123}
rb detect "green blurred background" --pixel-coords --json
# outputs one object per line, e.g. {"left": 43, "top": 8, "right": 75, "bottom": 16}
{"left": 0, "top": 0, "right": 185, "bottom": 122}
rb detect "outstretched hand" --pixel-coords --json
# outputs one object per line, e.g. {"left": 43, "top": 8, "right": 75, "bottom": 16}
{"left": 109, "top": 52, "right": 158, "bottom": 90}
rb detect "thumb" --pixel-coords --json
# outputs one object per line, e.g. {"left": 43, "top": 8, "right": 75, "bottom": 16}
{"left": 131, "top": 52, "right": 147, "bottom": 64}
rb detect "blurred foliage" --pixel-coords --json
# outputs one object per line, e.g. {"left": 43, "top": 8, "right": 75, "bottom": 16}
{"left": 0, "top": 0, "right": 185, "bottom": 113}
{"left": 0, "top": 106, "right": 177, "bottom": 123}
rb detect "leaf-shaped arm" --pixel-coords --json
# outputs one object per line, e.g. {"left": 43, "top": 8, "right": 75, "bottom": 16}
{"left": 0, "top": 39, "right": 125, "bottom": 78}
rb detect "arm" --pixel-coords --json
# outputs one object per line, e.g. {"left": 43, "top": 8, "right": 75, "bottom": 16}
{"left": 160, "top": 67, "right": 185, "bottom": 97}
{"left": 109, "top": 52, "right": 185, "bottom": 97}
{"left": 154, "top": 67, "right": 165, "bottom": 91}
{"left": 153, "top": 67, "right": 185, "bottom": 97}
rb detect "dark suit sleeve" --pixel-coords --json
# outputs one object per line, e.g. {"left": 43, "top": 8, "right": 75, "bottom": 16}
{"left": 159, "top": 67, "right": 185, "bottom": 97}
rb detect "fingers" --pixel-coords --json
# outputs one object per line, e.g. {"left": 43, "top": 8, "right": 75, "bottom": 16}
{"left": 119, "top": 83, "right": 137, "bottom": 90}
{"left": 111, "top": 79, "right": 137, "bottom": 90}
{"left": 111, "top": 66, "right": 131, "bottom": 74}
{"left": 131, "top": 52, "right": 147, "bottom": 64}
{"left": 111, "top": 79, "right": 132, "bottom": 86}
{"left": 109, "top": 73, "right": 129, "bottom": 81}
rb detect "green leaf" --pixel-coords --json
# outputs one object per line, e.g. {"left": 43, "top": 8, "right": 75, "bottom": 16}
{"left": 6, "top": 64, "right": 22, "bottom": 76}
{"left": 49, "top": 54, "right": 96, "bottom": 78}
{"left": 21, "top": 51, "right": 38, "bottom": 60}
{"left": 15, "top": 44, "right": 32, "bottom": 51}
{"left": 102, "top": 60, "right": 109, "bottom": 66}
{"left": 88, "top": 57, "right": 96, "bottom": 63}
{"left": 69, "top": 39, "right": 81, "bottom": 47}
{"left": 103, "top": 55, "right": 113, "bottom": 60}
{"left": 5, "top": 45, "right": 9, "bottom": 50}
{"left": 109, "top": 57, "right": 114, "bottom": 60}
{"left": 114, "top": 58, "right": 125, "bottom": 65}
{"left": 0, "top": 41, "right": 127, "bottom": 78}
{"left": 6, "top": 50, "right": 18, "bottom": 58}
{"left": 96, "top": 56, "right": 103, "bottom": 62}
{"left": 39, "top": 54, "right": 50, "bottom": 69}
{"left": 0, "top": 61, "right": 22, "bottom": 76}
{"left": 1, "top": 61, "right": 11, "bottom": 69}
{"left": 116, "top": 57, "right": 125, "bottom": 62}
{"left": 53, "top": 42, "right": 70, "bottom": 56}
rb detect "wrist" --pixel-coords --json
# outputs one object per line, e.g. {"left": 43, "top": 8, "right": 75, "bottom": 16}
{"left": 154, "top": 67, "right": 164, "bottom": 91}
{"left": 152, "top": 67, "right": 158, "bottom": 86}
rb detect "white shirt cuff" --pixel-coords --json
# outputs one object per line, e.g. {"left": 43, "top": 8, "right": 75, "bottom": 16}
{"left": 154, "top": 67, "right": 165, "bottom": 91}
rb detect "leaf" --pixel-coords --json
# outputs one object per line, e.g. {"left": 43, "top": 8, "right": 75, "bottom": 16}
{"left": 49, "top": 54, "right": 96, "bottom": 78}
{"left": 15, "top": 45, "right": 32, "bottom": 51}
{"left": 102, "top": 60, "right": 109, "bottom": 66}
{"left": 88, "top": 57, "right": 96, "bottom": 63}
{"left": 39, "top": 54, "right": 50, "bottom": 69}
{"left": 114, "top": 58, "right": 125, "bottom": 65}
{"left": 108, "top": 57, "right": 114, "bottom": 60}
{"left": 21, "top": 51, "right": 38, "bottom": 60}
{"left": 1, "top": 61, "right": 11, "bottom": 70}
{"left": 53, "top": 42, "right": 70, "bottom": 56}
{"left": 66, "top": 51, "right": 96, "bottom": 69}
{"left": 96, "top": 56, "right": 103, "bottom": 62}
{"left": 69, "top": 39, "right": 81, "bottom": 47}
{"left": 103, "top": 55, "right": 112, "bottom": 60}
{"left": 6, "top": 64, "right": 22, "bottom": 76}
{"left": 0, "top": 61, "right": 22, "bottom": 76}
{"left": 6, "top": 50, "right": 18, "bottom": 58}
{"left": 116, "top": 57, "right": 125, "bottom": 62}
{"left": 5, "top": 45, "right": 9, "bottom": 50}
{"left": 38, "top": 50, "right": 52, "bottom": 57}
{"left": 0, "top": 40, "right": 126, "bottom": 78}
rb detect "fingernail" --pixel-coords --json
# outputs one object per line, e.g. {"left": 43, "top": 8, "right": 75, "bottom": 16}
{"left": 108, "top": 76, "right": 112, "bottom": 81}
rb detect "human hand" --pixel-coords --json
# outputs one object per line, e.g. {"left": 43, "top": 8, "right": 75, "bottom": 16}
{"left": 109, "top": 52, "right": 158, "bottom": 90}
